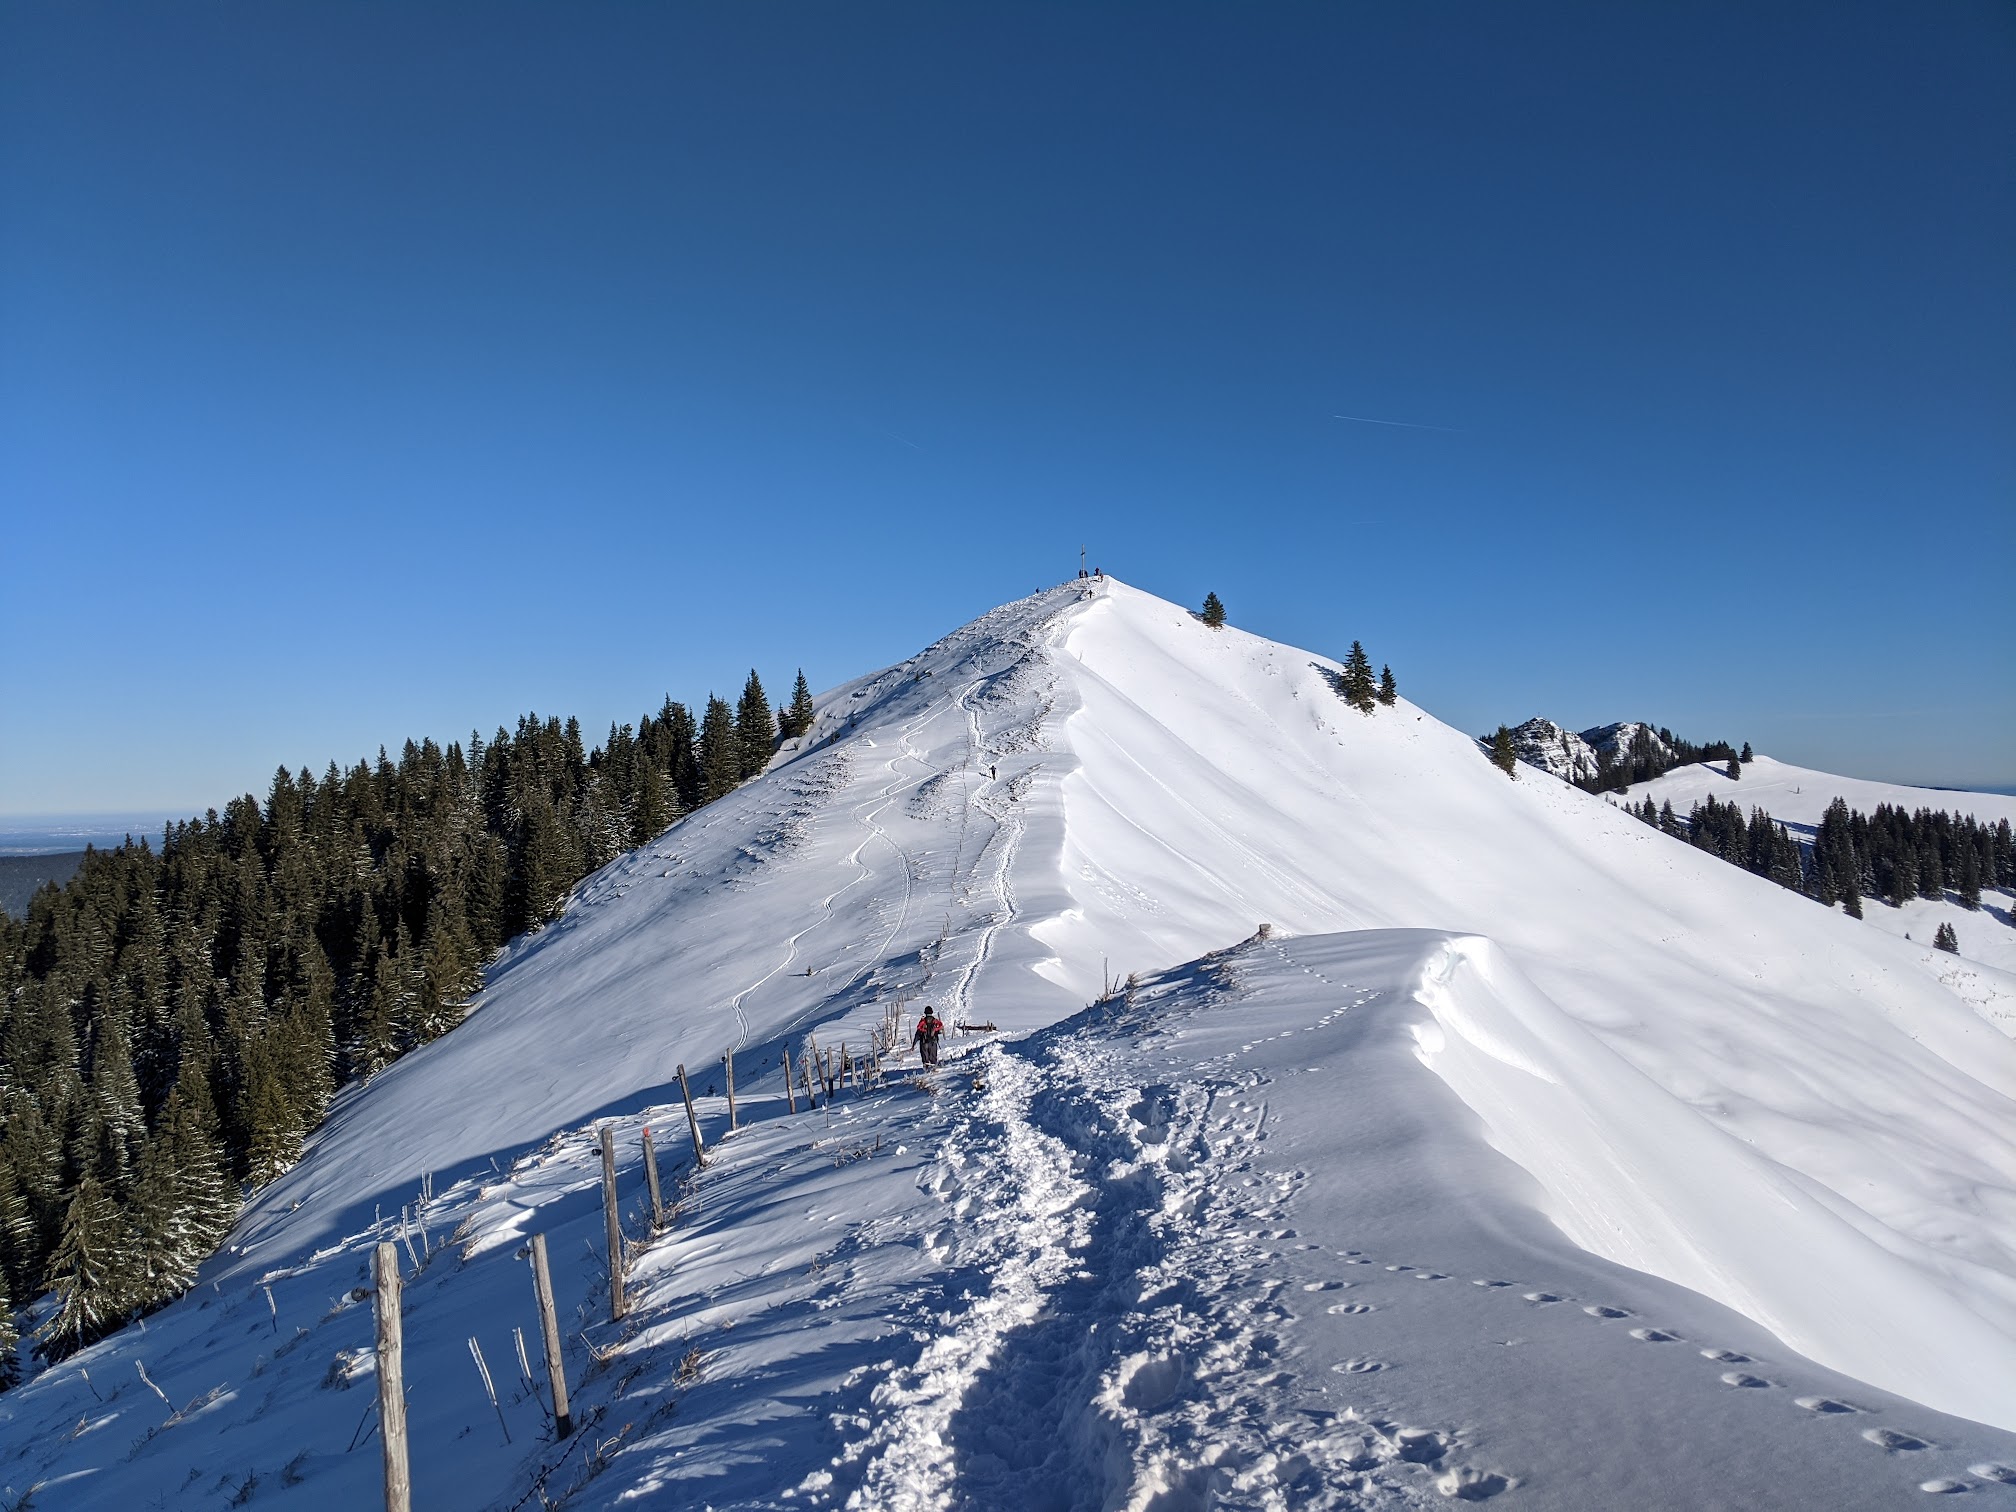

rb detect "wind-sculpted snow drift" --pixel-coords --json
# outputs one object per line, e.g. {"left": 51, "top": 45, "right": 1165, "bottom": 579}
{"left": 4, "top": 578, "right": 2014, "bottom": 1509}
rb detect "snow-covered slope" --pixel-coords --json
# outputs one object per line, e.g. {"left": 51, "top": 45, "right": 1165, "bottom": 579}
{"left": 5, "top": 578, "right": 2015, "bottom": 1509}
{"left": 1625, "top": 753, "right": 2016, "bottom": 831}
{"left": 1620, "top": 755, "right": 2016, "bottom": 975}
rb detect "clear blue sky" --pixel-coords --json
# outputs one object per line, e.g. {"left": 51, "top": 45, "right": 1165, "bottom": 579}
{"left": 4, "top": 1, "right": 2011, "bottom": 819}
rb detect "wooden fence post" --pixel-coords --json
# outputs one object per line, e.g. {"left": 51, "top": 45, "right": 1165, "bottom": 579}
{"left": 676, "top": 1064, "right": 706, "bottom": 1167}
{"left": 373, "top": 1242, "right": 411, "bottom": 1512}
{"left": 641, "top": 1126, "right": 665, "bottom": 1230}
{"left": 599, "top": 1126, "right": 627, "bottom": 1322}
{"left": 529, "top": 1233, "right": 573, "bottom": 1439}
{"left": 724, "top": 1048, "right": 738, "bottom": 1132}
{"left": 784, "top": 1050, "right": 797, "bottom": 1113}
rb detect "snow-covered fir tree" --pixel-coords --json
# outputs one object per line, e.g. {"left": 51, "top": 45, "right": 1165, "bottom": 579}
{"left": 735, "top": 670, "right": 774, "bottom": 778}
{"left": 37, "top": 1173, "right": 131, "bottom": 1361}
{"left": 782, "top": 669, "right": 816, "bottom": 739}
{"left": 0, "top": 1275, "right": 18, "bottom": 1390}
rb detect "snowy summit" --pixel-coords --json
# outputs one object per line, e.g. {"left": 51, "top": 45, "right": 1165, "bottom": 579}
{"left": 5, "top": 577, "right": 2014, "bottom": 1509}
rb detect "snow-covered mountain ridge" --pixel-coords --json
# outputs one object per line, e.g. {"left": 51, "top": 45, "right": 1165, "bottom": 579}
{"left": 5, "top": 577, "right": 2014, "bottom": 1508}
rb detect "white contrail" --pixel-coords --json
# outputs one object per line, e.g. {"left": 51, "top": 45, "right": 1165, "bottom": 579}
{"left": 1331, "top": 413, "right": 1463, "bottom": 433}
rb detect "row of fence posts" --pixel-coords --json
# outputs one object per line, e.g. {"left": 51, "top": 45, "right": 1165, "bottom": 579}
{"left": 368, "top": 1045, "right": 737, "bottom": 1510}
{"left": 785, "top": 1000, "right": 919, "bottom": 1114}
{"left": 368, "top": 995, "right": 1001, "bottom": 1505}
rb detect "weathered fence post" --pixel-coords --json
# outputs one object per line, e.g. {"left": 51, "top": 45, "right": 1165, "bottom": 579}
{"left": 599, "top": 1126, "right": 627, "bottom": 1322}
{"left": 529, "top": 1232, "right": 573, "bottom": 1439}
{"left": 676, "top": 1063, "right": 706, "bottom": 1167}
{"left": 723, "top": 1048, "right": 738, "bottom": 1132}
{"left": 373, "top": 1241, "right": 411, "bottom": 1512}
{"left": 641, "top": 1125, "right": 665, "bottom": 1230}
{"left": 784, "top": 1051, "right": 797, "bottom": 1113}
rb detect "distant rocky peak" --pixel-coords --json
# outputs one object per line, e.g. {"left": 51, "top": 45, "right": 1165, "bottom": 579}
{"left": 1581, "top": 721, "right": 1675, "bottom": 765}
{"left": 1507, "top": 717, "right": 1600, "bottom": 784}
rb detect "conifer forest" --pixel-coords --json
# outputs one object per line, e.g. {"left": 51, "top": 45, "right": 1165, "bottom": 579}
{"left": 0, "top": 670, "right": 811, "bottom": 1365}
{"left": 1621, "top": 792, "right": 2015, "bottom": 919}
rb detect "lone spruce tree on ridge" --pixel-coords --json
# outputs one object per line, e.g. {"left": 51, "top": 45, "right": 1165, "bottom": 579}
{"left": 1489, "top": 725, "right": 1520, "bottom": 778}
{"left": 782, "top": 669, "right": 816, "bottom": 739}
{"left": 1341, "top": 641, "right": 1377, "bottom": 712}
{"left": 1200, "top": 592, "right": 1226, "bottom": 629}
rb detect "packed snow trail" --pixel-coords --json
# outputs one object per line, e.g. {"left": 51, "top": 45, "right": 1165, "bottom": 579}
{"left": 563, "top": 932, "right": 2016, "bottom": 1510}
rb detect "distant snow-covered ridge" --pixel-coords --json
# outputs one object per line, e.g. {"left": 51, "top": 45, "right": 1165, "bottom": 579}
{"left": 1616, "top": 754, "right": 2016, "bottom": 974}
{"left": 1622, "top": 752, "right": 2016, "bottom": 831}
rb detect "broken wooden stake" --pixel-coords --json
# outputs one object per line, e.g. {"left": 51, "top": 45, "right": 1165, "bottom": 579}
{"left": 530, "top": 1232, "right": 573, "bottom": 1439}
{"left": 372, "top": 1242, "right": 411, "bottom": 1512}
{"left": 599, "top": 1126, "right": 627, "bottom": 1322}
{"left": 641, "top": 1125, "right": 665, "bottom": 1230}
{"left": 676, "top": 1063, "right": 707, "bottom": 1167}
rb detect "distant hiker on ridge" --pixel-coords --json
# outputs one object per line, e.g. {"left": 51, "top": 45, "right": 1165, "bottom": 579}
{"left": 913, "top": 1007, "right": 945, "bottom": 1068}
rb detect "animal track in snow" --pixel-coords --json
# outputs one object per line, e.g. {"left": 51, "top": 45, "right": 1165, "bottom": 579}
{"left": 1412, "top": 1271, "right": 1450, "bottom": 1281}
{"left": 1970, "top": 1463, "right": 2016, "bottom": 1484}
{"left": 1472, "top": 1279, "right": 1512, "bottom": 1288}
{"left": 1794, "top": 1396, "right": 1858, "bottom": 1414}
{"left": 1918, "top": 1479, "right": 1968, "bottom": 1494}
{"left": 1628, "top": 1328, "right": 1679, "bottom": 1342}
{"left": 1721, "top": 1372, "right": 1771, "bottom": 1388}
{"left": 1700, "top": 1348, "right": 1750, "bottom": 1363}
{"left": 1437, "top": 1467, "right": 1513, "bottom": 1501}
{"left": 1328, "top": 1302, "right": 1376, "bottom": 1315}
{"left": 1583, "top": 1305, "right": 1630, "bottom": 1319}
{"left": 1333, "top": 1357, "right": 1387, "bottom": 1374}
{"left": 1523, "top": 1292, "right": 1561, "bottom": 1304}
{"left": 1861, "top": 1428, "right": 1930, "bottom": 1452}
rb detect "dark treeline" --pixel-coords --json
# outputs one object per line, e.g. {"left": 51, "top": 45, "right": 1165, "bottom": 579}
{"left": 0, "top": 667, "right": 819, "bottom": 1372}
{"left": 1621, "top": 793, "right": 2016, "bottom": 927}
{"left": 1576, "top": 728, "right": 1741, "bottom": 794}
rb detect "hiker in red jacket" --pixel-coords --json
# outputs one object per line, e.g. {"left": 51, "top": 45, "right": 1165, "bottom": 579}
{"left": 913, "top": 1008, "right": 945, "bottom": 1068}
